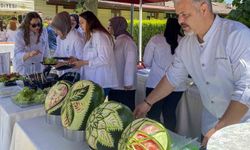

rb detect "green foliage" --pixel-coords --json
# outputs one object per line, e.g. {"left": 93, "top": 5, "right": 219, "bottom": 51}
{"left": 127, "top": 19, "right": 166, "bottom": 56}
{"left": 228, "top": 0, "right": 250, "bottom": 27}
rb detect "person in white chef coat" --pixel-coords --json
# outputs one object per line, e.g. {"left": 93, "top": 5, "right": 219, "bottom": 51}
{"left": 143, "top": 18, "right": 185, "bottom": 131}
{"left": 71, "top": 11, "right": 118, "bottom": 97}
{"left": 107, "top": 16, "right": 138, "bottom": 111}
{"left": 51, "top": 11, "right": 85, "bottom": 75}
{"left": 134, "top": 0, "right": 250, "bottom": 146}
{"left": 13, "top": 12, "right": 49, "bottom": 75}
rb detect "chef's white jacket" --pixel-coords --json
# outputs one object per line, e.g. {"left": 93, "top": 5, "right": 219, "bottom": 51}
{"left": 166, "top": 16, "right": 250, "bottom": 134}
{"left": 80, "top": 31, "right": 118, "bottom": 88}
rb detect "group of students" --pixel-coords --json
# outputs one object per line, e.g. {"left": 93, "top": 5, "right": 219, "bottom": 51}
{"left": 12, "top": 10, "right": 183, "bottom": 132}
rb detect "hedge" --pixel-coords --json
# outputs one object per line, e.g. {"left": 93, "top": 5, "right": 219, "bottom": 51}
{"left": 127, "top": 19, "right": 166, "bottom": 56}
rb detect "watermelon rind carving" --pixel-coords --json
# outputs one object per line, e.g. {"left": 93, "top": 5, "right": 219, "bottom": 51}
{"left": 86, "top": 101, "right": 134, "bottom": 150}
{"left": 44, "top": 80, "right": 72, "bottom": 115}
{"left": 61, "top": 80, "right": 105, "bottom": 131}
{"left": 118, "top": 118, "right": 171, "bottom": 150}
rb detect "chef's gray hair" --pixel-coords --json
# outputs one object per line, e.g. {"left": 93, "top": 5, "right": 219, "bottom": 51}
{"left": 172, "top": 0, "right": 213, "bottom": 12}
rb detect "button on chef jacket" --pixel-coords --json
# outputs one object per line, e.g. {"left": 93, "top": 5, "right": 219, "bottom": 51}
{"left": 80, "top": 31, "right": 118, "bottom": 88}
{"left": 166, "top": 15, "right": 250, "bottom": 134}
{"left": 13, "top": 28, "right": 49, "bottom": 75}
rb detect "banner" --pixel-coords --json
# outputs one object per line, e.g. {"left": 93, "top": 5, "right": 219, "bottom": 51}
{"left": 0, "top": 0, "right": 34, "bottom": 12}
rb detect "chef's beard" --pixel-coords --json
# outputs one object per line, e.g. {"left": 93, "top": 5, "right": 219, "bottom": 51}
{"left": 184, "top": 30, "right": 195, "bottom": 36}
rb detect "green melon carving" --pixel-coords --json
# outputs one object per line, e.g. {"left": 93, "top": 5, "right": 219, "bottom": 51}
{"left": 86, "top": 101, "right": 134, "bottom": 150}
{"left": 61, "top": 80, "right": 105, "bottom": 131}
{"left": 118, "top": 118, "right": 171, "bottom": 150}
{"left": 44, "top": 80, "right": 72, "bottom": 115}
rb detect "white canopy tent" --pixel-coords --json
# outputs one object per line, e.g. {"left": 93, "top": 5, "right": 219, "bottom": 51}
{"left": 0, "top": 0, "right": 34, "bottom": 15}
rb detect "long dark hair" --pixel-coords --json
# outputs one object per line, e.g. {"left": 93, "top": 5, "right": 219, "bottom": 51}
{"left": 19, "top": 12, "right": 43, "bottom": 46}
{"left": 164, "top": 18, "right": 182, "bottom": 55}
{"left": 79, "top": 11, "right": 112, "bottom": 41}
{"left": 70, "top": 14, "right": 79, "bottom": 29}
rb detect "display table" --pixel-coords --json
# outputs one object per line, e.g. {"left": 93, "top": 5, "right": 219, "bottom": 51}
{"left": 0, "top": 92, "right": 45, "bottom": 150}
{"left": 176, "top": 84, "right": 203, "bottom": 139}
{"left": 10, "top": 116, "right": 200, "bottom": 150}
{"left": 0, "top": 42, "right": 15, "bottom": 59}
{"left": 0, "top": 42, "right": 15, "bottom": 74}
{"left": 207, "top": 123, "right": 250, "bottom": 150}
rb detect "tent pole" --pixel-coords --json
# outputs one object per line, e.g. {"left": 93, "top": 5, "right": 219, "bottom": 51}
{"left": 130, "top": 4, "right": 134, "bottom": 36}
{"left": 139, "top": 0, "right": 142, "bottom": 62}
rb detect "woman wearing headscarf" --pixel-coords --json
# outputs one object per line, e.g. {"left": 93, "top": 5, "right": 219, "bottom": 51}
{"left": 13, "top": 12, "right": 49, "bottom": 75}
{"left": 143, "top": 18, "right": 186, "bottom": 131}
{"left": 71, "top": 11, "right": 118, "bottom": 97}
{"left": 51, "top": 11, "right": 85, "bottom": 75}
{"left": 70, "top": 14, "right": 84, "bottom": 39}
{"left": 107, "top": 16, "right": 138, "bottom": 111}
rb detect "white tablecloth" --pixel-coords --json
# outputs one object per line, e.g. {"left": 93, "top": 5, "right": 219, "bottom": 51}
{"left": 0, "top": 43, "right": 15, "bottom": 59}
{"left": 10, "top": 116, "right": 200, "bottom": 150}
{"left": 0, "top": 94, "right": 45, "bottom": 150}
{"left": 176, "top": 84, "right": 203, "bottom": 139}
{"left": 10, "top": 116, "right": 90, "bottom": 150}
{"left": 207, "top": 123, "right": 250, "bottom": 150}
{"left": 0, "top": 43, "right": 15, "bottom": 74}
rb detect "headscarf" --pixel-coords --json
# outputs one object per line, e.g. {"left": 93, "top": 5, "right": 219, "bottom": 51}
{"left": 51, "top": 11, "right": 71, "bottom": 39}
{"left": 109, "top": 16, "right": 133, "bottom": 39}
{"left": 70, "top": 14, "right": 79, "bottom": 29}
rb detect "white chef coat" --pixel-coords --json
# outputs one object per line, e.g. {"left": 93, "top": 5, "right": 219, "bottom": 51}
{"left": 54, "top": 29, "right": 85, "bottom": 74}
{"left": 166, "top": 15, "right": 250, "bottom": 134}
{"left": 6, "top": 29, "right": 17, "bottom": 42}
{"left": 13, "top": 28, "right": 49, "bottom": 75}
{"left": 143, "top": 34, "right": 186, "bottom": 91}
{"left": 112, "top": 34, "right": 138, "bottom": 90}
{"left": 80, "top": 30, "right": 118, "bottom": 88}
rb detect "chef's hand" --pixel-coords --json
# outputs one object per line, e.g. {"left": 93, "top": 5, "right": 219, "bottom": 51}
{"left": 29, "top": 50, "right": 41, "bottom": 57}
{"left": 24, "top": 50, "right": 41, "bottom": 61}
{"left": 133, "top": 101, "right": 151, "bottom": 119}
{"left": 71, "top": 60, "right": 88, "bottom": 69}
{"left": 202, "top": 127, "right": 217, "bottom": 147}
{"left": 68, "top": 56, "right": 78, "bottom": 63}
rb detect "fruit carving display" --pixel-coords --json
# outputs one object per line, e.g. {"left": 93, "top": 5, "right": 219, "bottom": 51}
{"left": 61, "top": 80, "right": 105, "bottom": 131}
{"left": 44, "top": 80, "right": 72, "bottom": 115}
{"left": 86, "top": 101, "right": 134, "bottom": 150}
{"left": 118, "top": 118, "right": 171, "bottom": 150}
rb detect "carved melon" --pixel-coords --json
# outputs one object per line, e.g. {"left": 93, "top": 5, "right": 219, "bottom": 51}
{"left": 61, "top": 80, "right": 105, "bottom": 131}
{"left": 85, "top": 101, "right": 134, "bottom": 150}
{"left": 44, "top": 80, "right": 72, "bottom": 115}
{"left": 118, "top": 118, "right": 171, "bottom": 150}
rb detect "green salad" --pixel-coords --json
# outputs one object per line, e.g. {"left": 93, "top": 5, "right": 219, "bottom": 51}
{"left": 13, "top": 87, "right": 50, "bottom": 105}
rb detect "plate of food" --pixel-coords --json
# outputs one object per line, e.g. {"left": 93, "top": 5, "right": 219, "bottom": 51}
{"left": 0, "top": 73, "right": 23, "bottom": 87}
{"left": 53, "top": 57, "right": 71, "bottom": 60}
{"left": 54, "top": 64, "right": 75, "bottom": 71}
{"left": 41, "top": 58, "right": 58, "bottom": 65}
{"left": 12, "top": 87, "right": 50, "bottom": 108}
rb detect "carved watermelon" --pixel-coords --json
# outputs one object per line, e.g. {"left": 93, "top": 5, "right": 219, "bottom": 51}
{"left": 44, "top": 80, "right": 72, "bottom": 115}
{"left": 118, "top": 118, "right": 171, "bottom": 150}
{"left": 61, "top": 80, "right": 105, "bottom": 131}
{"left": 86, "top": 101, "right": 134, "bottom": 150}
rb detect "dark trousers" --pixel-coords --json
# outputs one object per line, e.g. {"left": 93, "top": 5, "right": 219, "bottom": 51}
{"left": 108, "top": 89, "right": 135, "bottom": 111}
{"left": 146, "top": 87, "right": 183, "bottom": 132}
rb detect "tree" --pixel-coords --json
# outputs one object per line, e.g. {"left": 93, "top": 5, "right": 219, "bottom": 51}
{"left": 228, "top": 0, "right": 250, "bottom": 27}
{"left": 74, "top": 0, "right": 98, "bottom": 15}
